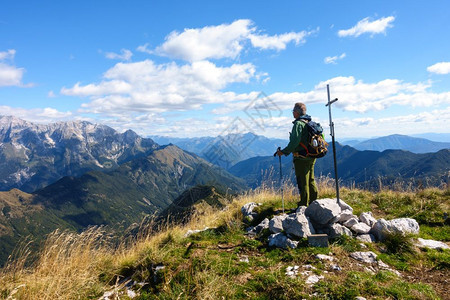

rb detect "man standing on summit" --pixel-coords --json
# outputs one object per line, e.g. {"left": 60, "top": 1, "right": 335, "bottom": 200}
{"left": 276, "top": 102, "right": 318, "bottom": 207}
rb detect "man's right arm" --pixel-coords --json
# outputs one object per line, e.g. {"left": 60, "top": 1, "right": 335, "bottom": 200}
{"left": 281, "top": 121, "right": 302, "bottom": 155}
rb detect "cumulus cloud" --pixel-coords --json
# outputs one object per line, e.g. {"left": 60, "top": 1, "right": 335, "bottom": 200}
{"left": 0, "top": 49, "right": 29, "bottom": 87}
{"left": 324, "top": 53, "right": 346, "bottom": 64}
{"left": 0, "top": 105, "right": 72, "bottom": 123}
{"left": 338, "top": 16, "right": 395, "bottom": 37}
{"left": 427, "top": 62, "right": 450, "bottom": 74}
{"left": 154, "top": 19, "right": 314, "bottom": 61}
{"left": 61, "top": 59, "right": 258, "bottom": 114}
{"left": 104, "top": 49, "right": 133, "bottom": 61}
{"left": 155, "top": 19, "right": 252, "bottom": 61}
{"left": 213, "top": 76, "right": 449, "bottom": 115}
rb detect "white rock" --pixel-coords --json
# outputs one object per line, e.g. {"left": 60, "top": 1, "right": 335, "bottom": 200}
{"left": 184, "top": 227, "right": 210, "bottom": 237}
{"left": 335, "top": 210, "right": 356, "bottom": 223}
{"left": 416, "top": 238, "right": 450, "bottom": 250}
{"left": 359, "top": 212, "right": 377, "bottom": 227}
{"left": 328, "top": 223, "right": 353, "bottom": 238}
{"left": 239, "top": 256, "right": 249, "bottom": 263}
{"left": 351, "top": 222, "right": 372, "bottom": 234}
{"left": 254, "top": 218, "right": 270, "bottom": 233}
{"left": 268, "top": 233, "right": 298, "bottom": 249}
{"left": 296, "top": 206, "right": 307, "bottom": 214}
{"left": 356, "top": 234, "right": 376, "bottom": 243}
{"left": 342, "top": 217, "right": 359, "bottom": 228}
{"left": 316, "top": 254, "right": 334, "bottom": 261}
{"left": 305, "top": 275, "right": 324, "bottom": 285}
{"left": 269, "top": 214, "right": 288, "bottom": 234}
{"left": 282, "top": 212, "right": 316, "bottom": 238}
{"left": 331, "top": 265, "right": 342, "bottom": 271}
{"left": 305, "top": 198, "right": 342, "bottom": 225}
{"left": 285, "top": 265, "right": 300, "bottom": 277}
{"left": 371, "top": 218, "right": 419, "bottom": 241}
{"left": 377, "top": 260, "right": 390, "bottom": 269}
{"left": 241, "top": 202, "right": 260, "bottom": 220}
{"left": 338, "top": 199, "right": 353, "bottom": 212}
{"left": 350, "top": 251, "right": 378, "bottom": 264}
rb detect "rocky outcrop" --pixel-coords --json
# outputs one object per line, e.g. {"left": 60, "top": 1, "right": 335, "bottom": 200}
{"left": 241, "top": 197, "right": 444, "bottom": 251}
{"left": 371, "top": 218, "right": 419, "bottom": 241}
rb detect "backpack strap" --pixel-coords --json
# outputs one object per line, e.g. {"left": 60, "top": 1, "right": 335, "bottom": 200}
{"left": 296, "top": 119, "right": 309, "bottom": 157}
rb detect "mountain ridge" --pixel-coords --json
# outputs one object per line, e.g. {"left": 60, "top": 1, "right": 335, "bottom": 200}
{"left": 351, "top": 134, "right": 450, "bottom": 153}
{"left": 229, "top": 144, "right": 450, "bottom": 189}
{"left": 0, "top": 115, "right": 159, "bottom": 192}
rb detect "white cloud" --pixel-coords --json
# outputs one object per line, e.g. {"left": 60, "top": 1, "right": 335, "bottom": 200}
{"left": 0, "top": 63, "right": 26, "bottom": 87}
{"left": 324, "top": 53, "right": 346, "bottom": 64}
{"left": 261, "top": 76, "right": 449, "bottom": 114}
{"left": 212, "top": 76, "right": 449, "bottom": 116}
{"left": 154, "top": 19, "right": 314, "bottom": 61}
{"left": 335, "top": 106, "right": 450, "bottom": 138}
{"left": 0, "top": 105, "right": 72, "bottom": 123}
{"left": 338, "top": 16, "right": 395, "bottom": 37}
{"left": 248, "top": 28, "right": 317, "bottom": 50}
{"left": 136, "top": 43, "right": 153, "bottom": 54}
{"left": 61, "top": 59, "right": 257, "bottom": 114}
{"left": 156, "top": 19, "right": 252, "bottom": 61}
{"left": 0, "top": 49, "right": 29, "bottom": 87}
{"left": 0, "top": 49, "right": 16, "bottom": 61}
{"left": 104, "top": 49, "right": 133, "bottom": 61}
{"left": 427, "top": 62, "right": 450, "bottom": 75}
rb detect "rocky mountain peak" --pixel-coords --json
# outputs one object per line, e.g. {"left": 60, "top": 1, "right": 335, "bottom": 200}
{"left": 0, "top": 116, "right": 159, "bottom": 192}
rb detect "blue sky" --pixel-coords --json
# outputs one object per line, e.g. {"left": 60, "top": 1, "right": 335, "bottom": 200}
{"left": 1, "top": 0, "right": 449, "bottom": 139}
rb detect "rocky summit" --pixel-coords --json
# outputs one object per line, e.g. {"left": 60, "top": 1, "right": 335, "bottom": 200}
{"left": 0, "top": 116, "right": 158, "bottom": 192}
{"left": 244, "top": 198, "right": 426, "bottom": 250}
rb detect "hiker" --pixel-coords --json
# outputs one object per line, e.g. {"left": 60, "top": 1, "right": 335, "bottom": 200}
{"left": 276, "top": 102, "right": 318, "bottom": 207}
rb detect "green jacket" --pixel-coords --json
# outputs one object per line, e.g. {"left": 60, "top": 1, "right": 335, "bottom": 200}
{"left": 281, "top": 115, "right": 312, "bottom": 159}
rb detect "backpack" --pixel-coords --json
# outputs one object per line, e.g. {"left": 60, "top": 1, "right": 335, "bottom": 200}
{"left": 298, "top": 120, "right": 328, "bottom": 158}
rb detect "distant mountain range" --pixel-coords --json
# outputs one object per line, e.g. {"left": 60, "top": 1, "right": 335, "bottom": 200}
{"left": 0, "top": 144, "right": 245, "bottom": 266}
{"left": 0, "top": 116, "right": 158, "bottom": 192}
{"left": 350, "top": 134, "right": 450, "bottom": 153}
{"left": 229, "top": 144, "right": 450, "bottom": 189}
{"left": 150, "top": 133, "right": 287, "bottom": 169}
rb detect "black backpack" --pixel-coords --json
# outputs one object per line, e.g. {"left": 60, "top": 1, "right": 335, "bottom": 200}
{"left": 298, "top": 120, "right": 328, "bottom": 158}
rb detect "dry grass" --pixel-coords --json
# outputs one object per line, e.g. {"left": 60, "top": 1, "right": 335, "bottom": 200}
{"left": 0, "top": 189, "right": 281, "bottom": 299}
{"left": 0, "top": 227, "right": 112, "bottom": 299}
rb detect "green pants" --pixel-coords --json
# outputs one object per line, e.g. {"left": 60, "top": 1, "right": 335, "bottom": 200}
{"left": 294, "top": 158, "right": 318, "bottom": 206}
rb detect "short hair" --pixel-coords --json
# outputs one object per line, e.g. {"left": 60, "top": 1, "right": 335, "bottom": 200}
{"left": 294, "top": 102, "right": 306, "bottom": 115}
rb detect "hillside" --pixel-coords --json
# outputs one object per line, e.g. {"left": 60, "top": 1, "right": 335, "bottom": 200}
{"left": 229, "top": 144, "right": 450, "bottom": 188}
{"left": 352, "top": 134, "right": 450, "bottom": 153}
{"left": 150, "top": 133, "right": 287, "bottom": 169}
{"left": 0, "top": 145, "right": 246, "bottom": 266}
{"left": 0, "top": 116, "right": 158, "bottom": 192}
{"left": 0, "top": 186, "right": 448, "bottom": 299}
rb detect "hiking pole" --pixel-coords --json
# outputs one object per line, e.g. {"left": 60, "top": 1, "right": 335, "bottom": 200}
{"left": 325, "top": 84, "right": 340, "bottom": 205}
{"left": 274, "top": 147, "right": 284, "bottom": 213}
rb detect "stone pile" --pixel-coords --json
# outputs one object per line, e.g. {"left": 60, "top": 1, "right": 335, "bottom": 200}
{"left": 243, "top": 198, "right": 423, "bottom": 249}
